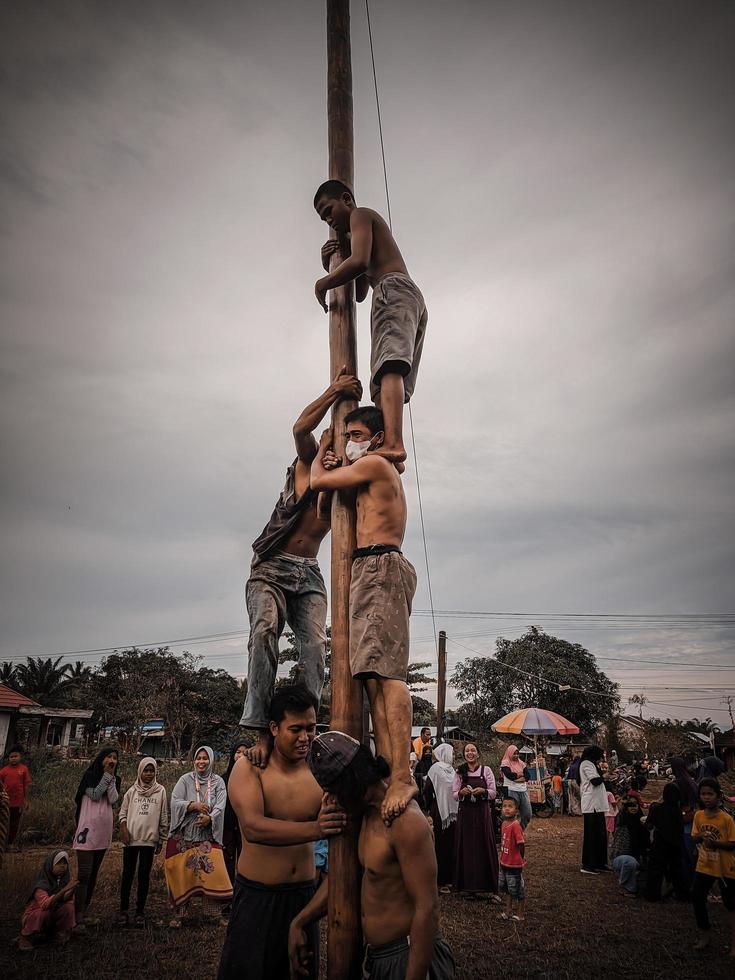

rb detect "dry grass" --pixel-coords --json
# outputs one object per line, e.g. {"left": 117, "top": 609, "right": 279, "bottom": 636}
{"left": 2, "top": 800, "right": 734, "bottom": 979}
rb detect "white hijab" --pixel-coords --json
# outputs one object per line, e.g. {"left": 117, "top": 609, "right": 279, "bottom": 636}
{"left": 426, "top": 743, "right": 458, "bottom": 830}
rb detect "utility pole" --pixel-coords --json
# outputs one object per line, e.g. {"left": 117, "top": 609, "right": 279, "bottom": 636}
{"left": 326, "top": 2, "right": 363, "bottom": 977}
{"left": 436, "top": 630, "right": 447, "bottom": 740}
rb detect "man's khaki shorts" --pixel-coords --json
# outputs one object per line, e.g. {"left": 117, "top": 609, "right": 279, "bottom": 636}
{"left": 370, "top": 274, "right": 427, "bottom": 403}
{"left": 349, "top": 551, "right": 417, "bottom": 680}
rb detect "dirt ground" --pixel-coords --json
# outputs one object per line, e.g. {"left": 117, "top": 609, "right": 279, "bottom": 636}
{"left": 1, "top": 813, "right": 733, "bottom": 979}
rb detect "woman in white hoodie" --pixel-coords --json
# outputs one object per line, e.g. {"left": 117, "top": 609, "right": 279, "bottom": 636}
{"left": 117, "top": 757, "right": 169, "bottom": 926}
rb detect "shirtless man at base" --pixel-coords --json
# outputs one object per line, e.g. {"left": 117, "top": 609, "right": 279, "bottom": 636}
{"left": 289, "top": 732, "right": 455, "bottom": 980}
{"left": 311, "top": 406, "right": 417, "bottom": 824}
{"left": 240, "top": 371, "right": 361, "bottom": 765}
{"left": 218, "top": 685, "right": 346, "bottom": 980}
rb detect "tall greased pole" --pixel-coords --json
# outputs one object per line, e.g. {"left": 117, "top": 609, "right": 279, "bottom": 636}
{"left": 326, "top": 2, "right": 364, "bottom": 977}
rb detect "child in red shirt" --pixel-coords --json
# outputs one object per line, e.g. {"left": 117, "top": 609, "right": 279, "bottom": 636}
{"left": 0, "top": 745, "right": 32, "bottom": 847}
{"left": 499, "top": 796, "right": 526, "bottom": 921}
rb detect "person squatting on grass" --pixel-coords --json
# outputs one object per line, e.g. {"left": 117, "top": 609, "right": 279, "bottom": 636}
{"left": 165, "top": 745, "right": 232, "bottom": 927}
{"left": 498, "top": 797, "right": 526, "bottom": 922}
{"left": 116, "top": 757, "right": 169, "bottom": 926}
{"left": 690, "top": 777, "right": 735, "bottom": 957}
{"left": 72, "top": 746, "right": 120, "bottom": 927}
{"left": 18, "top": 850, "right": 77, "bottom": 951}
{"left": 0, "top": 744, "right": 32, "bottom": 848}
{"left": 610, "top": 795, "right": 649, "bottom": 895}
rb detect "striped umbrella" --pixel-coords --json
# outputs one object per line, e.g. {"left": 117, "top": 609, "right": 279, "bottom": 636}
{"left": 492, "top": 708, "right": 580, "bottom": 808}
{"left": 491, "top": 707, "right": 580, "bottom": 737}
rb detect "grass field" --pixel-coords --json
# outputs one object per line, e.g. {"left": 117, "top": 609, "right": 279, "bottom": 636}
{"left": 2, "top": 806, "right": 734, "bottom": 979}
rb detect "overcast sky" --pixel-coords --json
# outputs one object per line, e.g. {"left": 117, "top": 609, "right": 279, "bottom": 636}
{"left": 1, "top": 1, "right": 734, "bottom": 725}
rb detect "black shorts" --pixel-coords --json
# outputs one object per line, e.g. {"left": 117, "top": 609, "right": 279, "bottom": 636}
{"left": 216, "top": 874, "right": 318, "bottom": 980}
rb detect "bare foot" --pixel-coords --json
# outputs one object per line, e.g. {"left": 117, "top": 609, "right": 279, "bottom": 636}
{"left": 369, "top": 445, "right": 407, "bottom": 467}
{"left": 381, "top": 778, "right": 418, "bottom": 825}
{"left": 693, "top": 935, "right": 710, "bottom": 952}
{"left": 244, "top": 732, "right": 271, "bottom": 769}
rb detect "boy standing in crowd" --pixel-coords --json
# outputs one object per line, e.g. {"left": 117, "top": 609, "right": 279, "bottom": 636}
{"left": 499, "top": 797, "right": 526, "bottom": 922}
{"left": 0, "top": 744, "right": 32, "bottom": 848}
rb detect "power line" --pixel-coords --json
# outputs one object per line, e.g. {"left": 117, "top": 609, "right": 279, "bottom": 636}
{"left": 364, "top": 0, "right": 438, "bottom": 661}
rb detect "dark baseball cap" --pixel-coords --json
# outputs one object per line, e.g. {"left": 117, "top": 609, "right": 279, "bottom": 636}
{"left": 309, "top": 731, "right": 361, "bottom": 787}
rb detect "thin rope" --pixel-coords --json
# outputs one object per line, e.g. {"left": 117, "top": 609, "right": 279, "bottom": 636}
{"left": 365, "top": 0, "right": 438, "bottom": 658}
{"left": 365, "top": 0, "right": 393, "bottom": 231}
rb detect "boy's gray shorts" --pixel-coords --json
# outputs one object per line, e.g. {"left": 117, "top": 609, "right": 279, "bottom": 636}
{"left": 499, "top": 866, "right": 525, "bottom": 901}
{"left": 370, "top": 274, "right": 427, "bottom": 403}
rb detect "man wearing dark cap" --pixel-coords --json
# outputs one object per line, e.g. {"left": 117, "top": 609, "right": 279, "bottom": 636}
{"left": 288, "top": 732, "right": 455, "bottom": 980}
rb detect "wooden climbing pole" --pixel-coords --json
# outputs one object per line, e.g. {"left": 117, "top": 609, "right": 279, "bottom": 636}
{"left": 325, "top": 1, "right": 364, "bottom": 978}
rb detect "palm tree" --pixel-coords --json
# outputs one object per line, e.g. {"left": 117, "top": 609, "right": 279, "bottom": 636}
{"left": 14, "top": 657, "right": 73, "bottom": 706}
{"left": 0, "top": 662, "right": 18, "bottom": 687}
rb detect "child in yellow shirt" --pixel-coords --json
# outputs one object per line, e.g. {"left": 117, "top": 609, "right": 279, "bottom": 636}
{"left": 690, "top": 778, "right": 735, "bottom": 955}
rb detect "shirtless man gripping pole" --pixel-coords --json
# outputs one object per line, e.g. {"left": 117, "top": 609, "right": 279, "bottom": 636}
{"left": 218, "top": 685, "right": 346, "bottom": 980}
{"left": 240, "top": 371, "right": 361, "bottom": 764}
{"left": 310, "top": 407, "right": 417, "bottom": 824}
{"left": 288, "top": 732, "right": 455, "bottom": 980}
{"left": 313, "top": 180, "right": 428, "bottom": 464}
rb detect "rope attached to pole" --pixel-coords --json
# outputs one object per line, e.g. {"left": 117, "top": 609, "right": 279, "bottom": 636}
{"left": 364, "top": 0, "right": 439, "bottom": 660}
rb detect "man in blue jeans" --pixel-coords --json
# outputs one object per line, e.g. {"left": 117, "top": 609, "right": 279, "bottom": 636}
{"left": 240, "top": 371, "right": 361, "bottom": 764}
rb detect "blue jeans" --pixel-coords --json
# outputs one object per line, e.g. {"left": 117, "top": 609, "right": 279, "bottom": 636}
{"left": 508, "top": 790, "right": 532, "bottom": 830}
{"left": 613, "top": 854, "right": 639, "bottom": 893}
{"left": 240, "top": 553, "right": 327, "bottom": 728}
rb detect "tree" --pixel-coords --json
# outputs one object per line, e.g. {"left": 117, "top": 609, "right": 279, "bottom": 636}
{"left": 0, "top": 662, "right": 18, "bottom": 687}
{"left": 410, "top": 695, "right": 436, "bottom": 726}
{"left": 279, "top": 628, "right": 333, "bottom": 724}
{"left": 13, "top": 657, "right": 74, "bottom": 706}
{"left": 450, "top": 628, "right": 619, "bottom": 738}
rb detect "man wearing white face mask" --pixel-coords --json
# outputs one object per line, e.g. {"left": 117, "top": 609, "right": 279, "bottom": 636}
{"left": 311, "top": 407, "right": 417, "bottom": 827}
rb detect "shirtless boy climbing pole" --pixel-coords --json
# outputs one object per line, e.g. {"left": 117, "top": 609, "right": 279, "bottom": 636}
{"left": 310, "top": 407, "right": 417, "bottom": 824}
{"left": 313, "top": 180, "right": 427, "bottom": 464}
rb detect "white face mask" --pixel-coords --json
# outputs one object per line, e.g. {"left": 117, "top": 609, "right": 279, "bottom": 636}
{"left": 345, "top": 439, "right": 371, "bottom": 462}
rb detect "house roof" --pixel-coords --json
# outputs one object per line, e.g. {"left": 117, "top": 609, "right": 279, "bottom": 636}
{"left": 0, "top": 683, "right": 40, "bottom": 710}
{"left": 18, "top": 706, "right": 93, "bottom": 719}
{"left": 619, "top": 715, "right": 648, "bottom": 731}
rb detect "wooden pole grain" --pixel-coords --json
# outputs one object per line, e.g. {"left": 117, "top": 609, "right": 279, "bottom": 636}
{"left": 326, "top": 2, "right": 364, "bottom": 977}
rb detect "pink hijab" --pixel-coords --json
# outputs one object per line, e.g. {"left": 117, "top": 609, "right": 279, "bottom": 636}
{"left": 499, "top": 744, "right": 525, "bottom": 776}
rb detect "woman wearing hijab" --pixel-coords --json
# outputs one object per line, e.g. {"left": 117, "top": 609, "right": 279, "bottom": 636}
{"left": 19, "top": 850, "right": 77, "bottom": 950}
{"left": 452, "top": 743, "right": 499, "bottom": 897}
{"left": 423, "top": 742, "right": 459, "bottom": 890}
{"left": 164, "top": 745, "right": 232, "bottom": 927}
{"left": 72, "top": 746, "right": 120, "bottom": 926}
{"left": 670, "top": 755, "right": 699, "bottom": 888}
{"left": 499, "top": 745, "right": 532, "bottom": 830}
{"left": 644, "top": 782, "right": 687, "bottom": 901}
{"left": 579, "top": 745, "right": 609, "bottom": 875}
{"left": 222, "top": 738, "right": 249, "bottom": 888}
{"left": 116, "top": 757, "right": 169, "bottom": 926}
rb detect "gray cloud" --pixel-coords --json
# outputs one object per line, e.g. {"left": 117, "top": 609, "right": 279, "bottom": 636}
{"left": 1, "top": 0, "right": 733, "bottom": 723}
